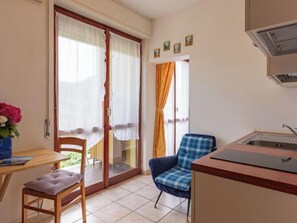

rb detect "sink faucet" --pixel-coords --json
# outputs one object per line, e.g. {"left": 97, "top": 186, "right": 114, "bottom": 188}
{"left": 281, "top": 124, "right": 297, "bottom": 136}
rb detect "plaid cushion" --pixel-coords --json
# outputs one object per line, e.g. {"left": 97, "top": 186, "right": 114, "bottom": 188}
{"left": 177, "top": 135, "right": 215, "bottom": 170}
{"left": 155, "top": 165, "right": 191, "bottom": 191}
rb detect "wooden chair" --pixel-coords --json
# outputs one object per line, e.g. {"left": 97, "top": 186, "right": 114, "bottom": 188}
{"left": 22, "top": 137, "right": 87, "bottom": 223}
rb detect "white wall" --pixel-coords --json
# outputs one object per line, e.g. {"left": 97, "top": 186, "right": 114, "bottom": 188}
{"left": 1, "top": 0, "right": 297, "bottom": 220}
{"left": 147, "top": 0, "right": 297, "bottom": 163}
{"left": 0, "top": 0, "right": 150, "bottom": 222}
{"left": 0, "top": 1, "right": 50, "bottom": 221}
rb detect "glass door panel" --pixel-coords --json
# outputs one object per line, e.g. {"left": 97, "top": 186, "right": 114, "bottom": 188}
{"left": 56, "top": 12, "right": 105, "bottom": 188}
{"left": 109, "top": 32, "right": 141, "bottom": 179}
{"left": 110, "top": 134, "right": 138, "bottom": 177}
{"left": 87, "top": 139, "right": 104, "bottom": 186}
{"left": 164, "top": 75, "right": 175, "bottom": 156}
{"left": 164, "top": 61, "right": 189, "bottom": 155}
{"left": 175, "top": 61, "right": 189, "bottom": 153}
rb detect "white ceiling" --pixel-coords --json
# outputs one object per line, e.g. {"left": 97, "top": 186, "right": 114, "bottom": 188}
{"left": 113, "top": 0, "right": 205, "bottom": 20}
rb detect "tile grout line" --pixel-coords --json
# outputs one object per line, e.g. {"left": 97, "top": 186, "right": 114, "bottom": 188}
{"left": 77, "top": 175, "right": 187, "bottom": 223}
{"left": 110, "top": 187, "right": 156, "bottom": 223}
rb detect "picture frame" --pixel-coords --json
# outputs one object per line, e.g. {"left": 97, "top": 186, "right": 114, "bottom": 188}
{"left": 163, "top": 41, "right": 170, "bottom": 51}
{"left": 173, "top": 43, "right": 181, "bottom": 54}
{"left": 154, "top": 48, "right": 160, "bottom": 58}
{"left": 185, "top": 35, "right": 193, "bottom": 46}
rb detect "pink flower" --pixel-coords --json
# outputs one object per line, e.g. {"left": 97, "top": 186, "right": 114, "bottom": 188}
{"left": 0, "top": 103, "right": 22, "bottom": 124}
{"left": 0, "top": 103, "right": 22, "bottom": 138}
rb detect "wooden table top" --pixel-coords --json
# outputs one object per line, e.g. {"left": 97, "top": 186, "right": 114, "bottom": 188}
{"left": 191, "top": 131, "right": 297, "bottom": 196}
{"left": 0, "top": 148, "right": 69, "bottom": 175}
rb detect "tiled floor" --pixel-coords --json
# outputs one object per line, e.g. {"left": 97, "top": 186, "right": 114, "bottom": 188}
{"left": 27, "top": 174, "right": 191, "bottom": 223}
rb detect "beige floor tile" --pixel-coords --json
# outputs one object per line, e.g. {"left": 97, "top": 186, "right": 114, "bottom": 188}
{"left": 135, "top": 201, "right": 171, "bottom": 222}
{"left": 134, "top": 174, "right": 154, "bottom": 184}
{"left": 134, "top": 185, "right": 160, "bottom": 200}
{"left": 117, "top": 193, "right": 150, "bottom": 211}
{"left": 74, "top": 214, "right": 104, "bottom": 223}
{"left": 174, "top": 199, "right": 191, "bottom": 216}
{"left": 43, "top": 204, "right": 88, "bottom": 223}
{"left": 154, "top": 192, "right": 184, "bottom": 209}
{"left": 43, "top": 199, "right": 54, "bottom": 209}
{"left": 27, "top": 214, "right": 53, "bottom": 223}
{"left": 158, "top": 210, "right": 190, "bottom": 223}
{"left": 60, "top": 204, "right": 89, "bottom": 223}
{"left": 100, "top": 186, "right": 131, "bottom": 201}
{"left": 92, "top": 202, "right": 131, "bottom": 223}
{"left": 116, "top": 212, "right": 154, "bottom": 223}
{"left": 26, "top": 175, "right": 191, "bottom": 223}
{"left": 25, "top": 198, "right": 50, "bottom": 217}
{"left": 150, "top": 182, "right": 156, "bottom": 186}
{"left": 119, "top": 179, "right": 146, "bottom": 192}
{"left": 84, "top": 193, "right": 113, "bottom": 212}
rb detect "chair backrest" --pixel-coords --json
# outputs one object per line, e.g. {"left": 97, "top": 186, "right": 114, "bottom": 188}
{"left": 56, "top": 137, "right": 87, "bottom": 176}
{"left": 177, "top": 134, "right": 216, "bottom": 170}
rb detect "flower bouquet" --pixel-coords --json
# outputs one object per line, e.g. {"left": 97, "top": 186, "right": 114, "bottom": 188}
{"left": 0, "top": 103, "right": 22, "bottom": 139}
{"left": 0, "top": 103, "right": 22, "bottom": 159}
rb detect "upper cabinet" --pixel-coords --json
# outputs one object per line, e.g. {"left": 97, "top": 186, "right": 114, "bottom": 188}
{"left": 246, "top": 0, "right": 297, "bottom": 33}
{"left": 245, "top": 0, "right": 297, "bottom": 87}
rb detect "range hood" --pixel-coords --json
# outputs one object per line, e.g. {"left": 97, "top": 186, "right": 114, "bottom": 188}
{"left": 246, "top": 0, "right": 297, "bottom": 87}
{"left": 257, "top": 23, "right": 297, "bottom": 57}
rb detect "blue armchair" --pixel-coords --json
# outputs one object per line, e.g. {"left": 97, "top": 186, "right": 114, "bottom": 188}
{"left": 149, "top": 134, "right": 216, "bottom": 219}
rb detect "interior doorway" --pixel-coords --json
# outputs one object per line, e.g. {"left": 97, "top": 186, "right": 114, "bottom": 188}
{"left": 164, "top": 60, "right": 189, "bottom": 155}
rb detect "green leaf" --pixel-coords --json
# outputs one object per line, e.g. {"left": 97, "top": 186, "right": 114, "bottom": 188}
{"left": 0, "top": 128, "right": 10, "bottom": 138}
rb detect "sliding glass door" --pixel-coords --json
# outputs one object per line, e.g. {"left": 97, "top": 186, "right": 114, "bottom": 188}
{"left": 54, "top": 7, "right": 141, "bottom": 193}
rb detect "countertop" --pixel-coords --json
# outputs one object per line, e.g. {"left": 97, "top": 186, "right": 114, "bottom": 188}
{"left": 191, "top": 131, "right": 297, "bottom": 196}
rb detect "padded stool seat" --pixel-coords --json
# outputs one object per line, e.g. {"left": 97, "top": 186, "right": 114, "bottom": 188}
{"left": 24, "top": 169, "right": 83, "bottom": 195}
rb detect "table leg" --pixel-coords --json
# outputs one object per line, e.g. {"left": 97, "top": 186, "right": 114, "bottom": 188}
{"left": 0, "top": 174, "right": 12, "bottom": 201}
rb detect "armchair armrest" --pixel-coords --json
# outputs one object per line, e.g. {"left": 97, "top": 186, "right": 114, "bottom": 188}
{"left": 149, "top": 155, "right": 178, "bottom": 180}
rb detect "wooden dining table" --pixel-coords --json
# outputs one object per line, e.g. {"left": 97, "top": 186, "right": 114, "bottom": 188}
{"left": 0, "top": 148, "right": 69, "bottom": 201}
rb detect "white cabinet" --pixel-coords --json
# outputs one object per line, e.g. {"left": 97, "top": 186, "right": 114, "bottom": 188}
{"left": 191, "top": 172, "right": 297, "bottom": 223}
{"left": 246, "top": 0, "right": 297, "bottom": 32}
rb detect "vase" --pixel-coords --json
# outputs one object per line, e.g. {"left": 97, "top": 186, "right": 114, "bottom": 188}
{"left": 0, "top": 137, "right": 12, "bottom": 160}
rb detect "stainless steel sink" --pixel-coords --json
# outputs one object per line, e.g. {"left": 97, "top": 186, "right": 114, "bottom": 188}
{"left": 241, "top": 132, "right": 297, "bottom": 150}
{"left": 246, "top": 140, "right": 297, "bottom": 150}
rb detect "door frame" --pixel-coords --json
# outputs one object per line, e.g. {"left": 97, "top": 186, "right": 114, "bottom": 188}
{"left": 53, "top": 6, "right": 142, "bottom": 197}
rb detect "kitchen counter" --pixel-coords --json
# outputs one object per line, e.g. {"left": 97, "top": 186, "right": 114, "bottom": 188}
{"left": 190, "top": 131, "right": 297, "bottom": 223}
{"left": 191, "top": 131, "right": 297, "bottom": 195}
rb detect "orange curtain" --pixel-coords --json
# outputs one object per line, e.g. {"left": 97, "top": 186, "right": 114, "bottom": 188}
{"left": 153, "top": 62, "right": 175, "bottom": 158}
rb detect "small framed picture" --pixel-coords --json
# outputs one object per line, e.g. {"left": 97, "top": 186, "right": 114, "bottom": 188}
{"left": 174, "top": 43, "right": 181, "bottom": 54}
{"left": 163, "top": 41, "right": 170, "bottom": 51}
{"left": 154, "top": 48, "right": 160, "bottom": 58}
{"left": 185, "top": 35, "right": 193, "bottom": 46}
